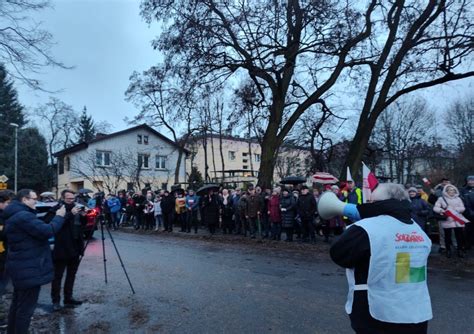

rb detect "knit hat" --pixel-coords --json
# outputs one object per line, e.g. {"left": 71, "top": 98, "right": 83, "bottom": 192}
{"left": 408, "top": 187, "right": 417, "bottom": 193}
{"left": 467, "top": 175, "right": 474, "bottom": 181}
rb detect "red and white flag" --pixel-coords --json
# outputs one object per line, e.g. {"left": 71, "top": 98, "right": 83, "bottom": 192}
{"left": 444, "top": 210, "right": 470, "bottom": 226}
{"left": 362, "top": 162, "right": 379, "bottom": 203}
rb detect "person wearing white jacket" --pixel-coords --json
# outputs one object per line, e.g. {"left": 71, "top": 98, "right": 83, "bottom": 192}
{"left": 433, "top": 185, "right": 466, "bottom": 258}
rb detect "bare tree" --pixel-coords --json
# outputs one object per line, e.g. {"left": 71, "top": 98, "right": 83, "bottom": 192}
{"left": 70, "top": 149, "right": 139, "bottom": 194}
{"left": 140, "top": 0, "right": 379, "bottom": 188}
{"left": 445, "top": 95, "right": 474, "bottom": 150}
{"left": 370, "top": 98, "right": 433, "bottom": 183}
{"left": 295, "top": 103, "right": 346, "bottom": 173}
{"left": 0, "top": 0, "right": 68, "bottom": 89}
{"left": 445, "top": 95, "right": 474, "bottom": 182}
{"left": 126, "top": 66, "right": 198, "bottom": 184}
{"left": 34, "top": 97, "right": 78, "bottom": 165}
{"left": 344, "top": 0, "right": 474, "bottom": 177}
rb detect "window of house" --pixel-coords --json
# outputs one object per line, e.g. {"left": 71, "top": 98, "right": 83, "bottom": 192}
{"left": 127, "top": 182, "right": 134, "bottom": 191}
{"left": 156, "top": 155, "right": 166, "bottom": 169}
{"left": 96, "top": 151, "right": 111, "bottom": 167}
{"left": 65, "top": 157, "right": 70, "bottom": 171}
{"left": 137, "top": 134, "right": 142, "bottom": 144}
{"left": 243, "top": 159, "right": 248, "bottom": 163}
{"left": 144, "top": 135, "right": 149, "bottom": 145}
{"left": 243, "top": 165, "right": 248, "bottom": 170}
{"left": 242, "top": 152, "right": 248, "bottom": 156}
{"left": 254, "top": 153, "right": 261, "bottom": 162}
{"left": 161, "top": 183, "right": 168, "bottom": 191}
{"left": 228, "top": 151, "right": 236, "bottom": 160}
{"left": 58, "top": 157, "right": 64, "bottom": 175}
{"left": 138, "top": 154, "right": 150, "bottom": 168}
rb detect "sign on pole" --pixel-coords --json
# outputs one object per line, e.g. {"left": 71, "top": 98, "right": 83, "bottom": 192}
{"left": 0, "top": 175, "right": 8, "bottom": 183}
{"left": 0, "top": 183, "right": 7, "bottom": 190}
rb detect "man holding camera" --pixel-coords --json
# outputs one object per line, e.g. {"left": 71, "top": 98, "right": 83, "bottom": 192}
{"left": 3, "top": 189, "right": 65, "bottom": 333}
{"left": 51, "top": 189, "right": 86, "bottom": 311}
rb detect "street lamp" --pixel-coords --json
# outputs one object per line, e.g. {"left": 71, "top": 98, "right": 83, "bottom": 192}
{"left": 9, "top": 123, "right": 18, "bottom": 193}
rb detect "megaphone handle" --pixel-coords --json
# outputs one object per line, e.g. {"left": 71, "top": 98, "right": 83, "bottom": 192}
{"left": 343, "top": 204, "right": 361, "bottom": 222}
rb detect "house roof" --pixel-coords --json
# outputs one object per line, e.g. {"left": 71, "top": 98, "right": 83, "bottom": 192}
{"left": 53, "top": 124, "right": 190, "bottom": 157}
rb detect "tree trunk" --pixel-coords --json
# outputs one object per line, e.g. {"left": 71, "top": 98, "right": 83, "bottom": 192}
{"left": 344, "top": 120, "right": 376, "bottom": 181}
{"left": 210, "top": 136, "right": 217, "bottom": 181}
{"left": 257, "top": 126, "right": 281, "bottom": 189}
{"left": 174, "top": 147, "right": 184, "bottom": 185}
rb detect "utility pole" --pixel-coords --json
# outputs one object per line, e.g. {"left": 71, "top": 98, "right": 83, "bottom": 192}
{"left": 9, "top": 123, "right": 19, "bottom": 192}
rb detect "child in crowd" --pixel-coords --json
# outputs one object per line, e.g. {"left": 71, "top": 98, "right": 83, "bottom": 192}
{"left": 154, "top": 196, "right": 163, "bottom": 231}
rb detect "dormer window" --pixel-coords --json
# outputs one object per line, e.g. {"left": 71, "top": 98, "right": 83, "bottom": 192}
{"left": 137, "top": 134, "right": 142, "bottom": 144}
{"left": 144, "top": 135, "right": 149, "bottom": 145}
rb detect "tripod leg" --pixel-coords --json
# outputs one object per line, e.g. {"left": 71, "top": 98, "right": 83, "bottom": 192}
{"left": 104, "top": 225, "right": 136, "bottom": 294}
{"left": 100, "top": 220, "right": 108, "bottom": 284}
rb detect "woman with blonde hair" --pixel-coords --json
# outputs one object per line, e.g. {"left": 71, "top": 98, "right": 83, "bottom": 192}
{"left": 433, "top": 184, "right": 467, "bottom": 258}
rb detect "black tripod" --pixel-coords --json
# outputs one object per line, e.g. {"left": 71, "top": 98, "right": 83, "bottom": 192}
{"left": 80, "top": 212, "right": 135, "bottom": 294}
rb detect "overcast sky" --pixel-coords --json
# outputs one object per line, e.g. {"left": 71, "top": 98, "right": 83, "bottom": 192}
{"left": 17, "top": 0, "right": 160, "bottom": 132}
{"left": 16, "top": 0, "right": 473, "bottom": 135}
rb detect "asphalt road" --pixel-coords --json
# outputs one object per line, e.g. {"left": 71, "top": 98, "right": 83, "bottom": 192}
{"left": 28, "top": 231, "right": 474, "bottom": 334}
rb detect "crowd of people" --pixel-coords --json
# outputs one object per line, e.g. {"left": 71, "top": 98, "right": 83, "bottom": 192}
{"left": 0, "top": 175, "right": 472, "bottom": 332}
{"left": 72, "top": 175, "right": 473, "bottom": 256}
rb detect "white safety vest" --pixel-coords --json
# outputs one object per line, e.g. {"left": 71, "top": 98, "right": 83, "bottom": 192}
{"left": 345, "top": 215, "right": 433, "bottom": 324}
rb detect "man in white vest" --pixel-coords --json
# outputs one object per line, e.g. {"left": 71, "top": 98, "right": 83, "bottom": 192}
{"left": 330, "top": 183, "right": 432, "bottom": 334}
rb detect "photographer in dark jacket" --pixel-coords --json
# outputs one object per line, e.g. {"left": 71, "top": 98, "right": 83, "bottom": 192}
{"left": 4, "top": 189, "right": 65, "bottom": 334}
{"left": 51, "top": 189, "right": 86, "bottom": 311}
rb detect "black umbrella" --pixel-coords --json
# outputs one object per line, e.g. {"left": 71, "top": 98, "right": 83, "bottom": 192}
{"left": 196, "top": 184, "right": 220, "bottom": 196}
{"left": 280, "top": 176, "right": 307, "bottom": 185}
{"left": 78, "top": 188, "right": 94, "bottom": 194}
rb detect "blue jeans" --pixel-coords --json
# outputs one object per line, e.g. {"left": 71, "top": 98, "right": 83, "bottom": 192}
{"left": 154, "top": 215, "right": 163, "bottom": 229}
{"left": 8, "top": 286, "right": 41, "bottom": 334}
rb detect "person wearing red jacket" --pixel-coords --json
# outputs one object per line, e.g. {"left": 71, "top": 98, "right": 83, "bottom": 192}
{"left": 267, "top": 188, "right": 282, "bottom": 240}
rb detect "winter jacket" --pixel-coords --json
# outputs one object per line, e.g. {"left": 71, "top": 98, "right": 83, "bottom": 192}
{"left": 267, "top": 195, "right": 281, "bottom": 223}
{"left": 107, "top": 197, "right": 121, "bottom": 214}
{"left": 0, "top": 209, "right": 6, "bottom": 273}
{"left": 231, "top": 194, "right": 241, "bottom": 213}
{"left": 4, "top": 200, "right": 65, "bottom": 289}
{"left": 409, "top": 195, "right": 431, "bottom": 229}
{"left": 52, "top": 203, "right": 85, "bottom": 261}
{"left": 330, "top": 199, "right": 427, "bottom": 332}
{"left": 154, "top": 201, "right": 162, "bottom": 216}
{"left": 201, "top": 194, "right": 221, "bottom": 225}
{"left": 433, "top": 186, "right": 466, "bottom": 229}
{"left": 160, "top": 195, "right": 175, "bottom": 214}
{"left": 186, "top": 195, "right": 199, "bottom": 211}
{"left": 245, "top": 194, "right": 264, "bottom": 219}
{"left": 280, "top": 194, "right": 296, "bottom": 228}
{"left": 220, "top": 195, "right": 234, "bottom": 218}
{"left": 238, "top": 195, "right": 248, "bottom": 218}
{"left": 344, "top": 187, "right": 363, "bottom": 205}
{"left": 460, "top": 186, "right": 474, "bottom": 222}
{"left": 296, "top": 193, "right": 317, "bottom": 219}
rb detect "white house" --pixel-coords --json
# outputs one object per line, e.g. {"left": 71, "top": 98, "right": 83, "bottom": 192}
{"left": 54, "top": 124, "right": 188, "bottom": 194}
